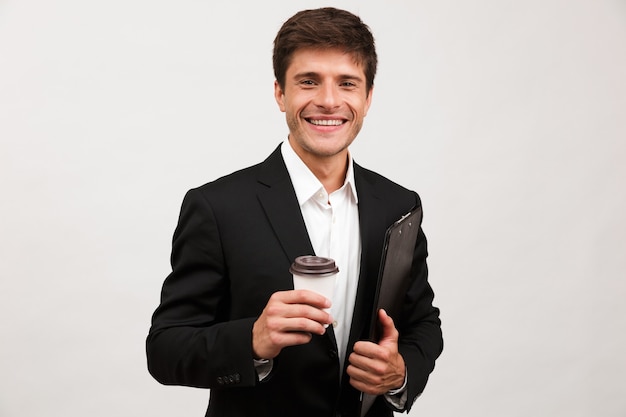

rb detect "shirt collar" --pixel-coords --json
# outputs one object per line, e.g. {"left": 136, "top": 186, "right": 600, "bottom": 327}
{"left": 281, "top": 140, "right": 358, "bottom": 206}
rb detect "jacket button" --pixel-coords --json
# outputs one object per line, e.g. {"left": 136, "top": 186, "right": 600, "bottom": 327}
{"left": 216, "top": 377, "right": 224, "bottom": 385}
{"left": 329, "top": 349, "right": 338, "bottom": 359}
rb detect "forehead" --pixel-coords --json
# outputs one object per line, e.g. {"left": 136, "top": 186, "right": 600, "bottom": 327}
{"left": 286, "top": 47, "right": 365, "bottom": 77}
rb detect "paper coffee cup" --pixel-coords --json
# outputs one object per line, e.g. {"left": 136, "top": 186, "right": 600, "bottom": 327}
{"left": 289, "top": 256, "right": 339, "bottom": 311}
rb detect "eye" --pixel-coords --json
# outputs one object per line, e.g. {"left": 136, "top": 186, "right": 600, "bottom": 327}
{"left": 300, "top": 79, "right": 316, "bottom": 86}
{"left": 340, "top": 81, "right": 357, "bottom": 88}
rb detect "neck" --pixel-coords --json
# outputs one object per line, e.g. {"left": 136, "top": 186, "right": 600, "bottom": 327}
{"left": 290, "top": 144, "right": 349, "bottom": 194}
{"left": 312, "top": 161, "right": 348, "bottom": 194}
{"left": 305, "top": 155, "right": 348, "bottom": 194}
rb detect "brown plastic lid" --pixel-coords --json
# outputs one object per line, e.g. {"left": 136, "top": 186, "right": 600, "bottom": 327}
{"left": 289, "top": 256, "right": 339, "bottom": 276}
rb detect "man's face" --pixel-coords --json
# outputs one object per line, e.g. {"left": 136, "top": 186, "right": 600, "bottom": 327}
{"left": 274, "top": 48, "right": 373, "bottom": 166}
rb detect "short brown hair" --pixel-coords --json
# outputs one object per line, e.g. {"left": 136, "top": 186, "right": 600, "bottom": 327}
{"left": 273, "top": 7, "right": 377, "bottom": 94}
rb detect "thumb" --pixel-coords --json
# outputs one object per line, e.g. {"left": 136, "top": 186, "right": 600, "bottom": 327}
{"left": 378, "top": 309, "right": 399, "bottom": 346}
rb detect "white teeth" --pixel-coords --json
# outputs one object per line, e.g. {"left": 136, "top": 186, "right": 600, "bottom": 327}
{"left": 309, "top": 119, "right": 343, "bottom": 126}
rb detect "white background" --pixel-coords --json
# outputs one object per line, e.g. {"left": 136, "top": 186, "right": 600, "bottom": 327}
{"left": 1, "top": 1, "right": 625, "bottom": 416}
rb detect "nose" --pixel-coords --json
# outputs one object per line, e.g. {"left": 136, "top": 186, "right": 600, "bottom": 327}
{"left": 315, "top": 83, "right": 340, "bottom": 110}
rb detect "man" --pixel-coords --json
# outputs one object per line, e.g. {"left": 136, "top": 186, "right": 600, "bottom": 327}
{"left": 147, "top": 7, "right": 442, "bottom": 417}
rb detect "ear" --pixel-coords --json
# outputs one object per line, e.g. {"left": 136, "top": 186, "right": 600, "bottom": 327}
{"left": 274, "top": 80, "right": 286, "bottom": 112}
{"left": 363, "top": 85, "right": 374, "bottom": 117}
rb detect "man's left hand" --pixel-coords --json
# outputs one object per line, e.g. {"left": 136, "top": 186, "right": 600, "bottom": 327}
{"left": 347, "top": 309, "right": 406, "bottom": 395}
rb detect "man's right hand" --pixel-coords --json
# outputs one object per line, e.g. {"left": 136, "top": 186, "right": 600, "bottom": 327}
{"left": 252, "top": 290, "right": 333, "bottom": 360}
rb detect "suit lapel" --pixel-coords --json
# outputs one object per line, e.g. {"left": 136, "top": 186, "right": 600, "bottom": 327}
{"left": 256, "top": 145, "right": 339, "bottom": 349}
{"left": 256, "top": 145, "right": 315, "bottom": 267}
{"left": 337, "top": 163, "right": 393, "bottom": 413}
{"left": 256, "top": 154, "right": 391, "bottom": 352}
{"left": 256, "top": 153, "right": 394, "bottom": 347}
{"left": 349, "top": 164, "right": 390, "bottom": 345}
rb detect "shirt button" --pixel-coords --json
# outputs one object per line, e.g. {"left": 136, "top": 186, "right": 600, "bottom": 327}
{"left": 332, "top": 321, "right": 338, "bottom": 328}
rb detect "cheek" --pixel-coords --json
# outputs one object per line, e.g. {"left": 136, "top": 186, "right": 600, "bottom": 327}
{"left": 362, "top": 103, "right": 372, "bottom": 118}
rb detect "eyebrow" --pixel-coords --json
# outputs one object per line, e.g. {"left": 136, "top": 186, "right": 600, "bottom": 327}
{"left": 293, "top": 71, "right": 364, "bottom": 82}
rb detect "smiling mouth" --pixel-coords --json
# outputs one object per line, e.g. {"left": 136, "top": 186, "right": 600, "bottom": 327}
{"left": 306, "top": 118, "right": 345, "bottom": 126}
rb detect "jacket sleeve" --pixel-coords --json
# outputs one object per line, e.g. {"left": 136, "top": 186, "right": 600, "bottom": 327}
{"left": 146, "top": 188, "right": 258, "bottom": 389}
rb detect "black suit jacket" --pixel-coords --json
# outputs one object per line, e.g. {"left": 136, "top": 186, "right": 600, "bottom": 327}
{"left": 146, "top": 145, "right": 443, "bottom": 417}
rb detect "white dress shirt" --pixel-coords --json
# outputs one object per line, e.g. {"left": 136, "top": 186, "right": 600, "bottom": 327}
{"left": 281, "top": 140, "right": 361, "bottom": 371}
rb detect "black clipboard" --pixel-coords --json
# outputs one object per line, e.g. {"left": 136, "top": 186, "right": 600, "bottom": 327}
{"left": 367, "top": 205, "right": 422, "bottom": 342}
{"left": 359, "top": 206, "right": 422, "bottom": 416}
